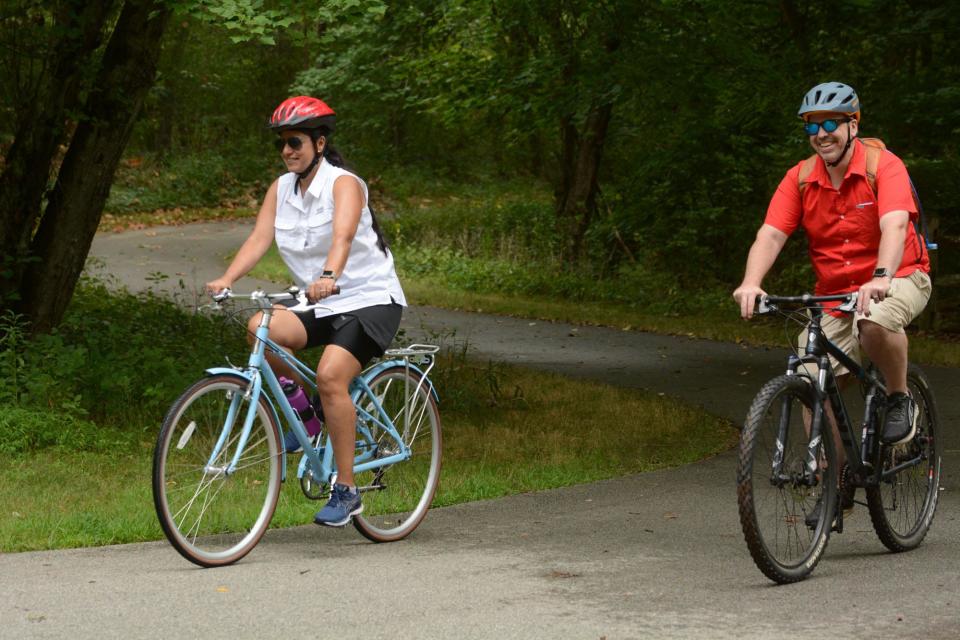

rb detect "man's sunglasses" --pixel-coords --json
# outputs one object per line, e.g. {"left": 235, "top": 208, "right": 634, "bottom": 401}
{"left": 274, "top": 136, "right": 307, "bottom": 152}
{"left": 803, "top": 118, "right": 851, "bottom": 136}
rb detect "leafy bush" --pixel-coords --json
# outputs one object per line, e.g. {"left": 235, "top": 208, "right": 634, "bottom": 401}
{"left": 0, "top": 279, "right": 250, "bottom": 452}
{"left": 106, "top": 144, "right": 277, "bottom": 213}
{"left": 0, "top": 406, "right": 123, "bottom": 455}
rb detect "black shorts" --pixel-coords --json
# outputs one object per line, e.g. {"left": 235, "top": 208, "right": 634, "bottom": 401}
{"left": 282, "top": 301, "right": 403, "bottom": 366}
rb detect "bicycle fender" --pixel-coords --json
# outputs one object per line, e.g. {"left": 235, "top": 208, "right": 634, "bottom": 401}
{"left": 360, "top": 360, "right": 440, "bottom": 403}
{"left": 203, "top": 367, "right": 288, "bottom": 481}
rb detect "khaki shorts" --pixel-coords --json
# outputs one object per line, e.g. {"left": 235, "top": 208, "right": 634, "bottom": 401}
{"left": 798, "top": 269, "right": 931, "bottom": 377}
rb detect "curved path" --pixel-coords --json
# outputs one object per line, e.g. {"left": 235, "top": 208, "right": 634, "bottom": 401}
{"left": 1, "top": 221, "right": 957, "bottom": 639}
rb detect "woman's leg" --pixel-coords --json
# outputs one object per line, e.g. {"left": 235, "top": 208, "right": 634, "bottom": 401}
{"left": 246, "top": 305, "right": 309, "bottom": 383}
{"left": 316, "top": 344, "right": 362, "bottom": 486}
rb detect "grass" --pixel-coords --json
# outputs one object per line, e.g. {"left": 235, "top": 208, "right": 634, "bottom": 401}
{"left": 0, "top": 356, "right": 736, "bottom": 552}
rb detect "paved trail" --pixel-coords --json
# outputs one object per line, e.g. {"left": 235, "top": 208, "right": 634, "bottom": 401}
{"left": 1, "top": 221, "right": 956, "bottom": 639}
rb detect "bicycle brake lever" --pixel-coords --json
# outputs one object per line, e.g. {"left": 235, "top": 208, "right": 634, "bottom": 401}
{"left": 756, "top": 296, "right": 774, "bottom": 315}
{"left": 836, "top": 293, "right": 858, "bottom": 314}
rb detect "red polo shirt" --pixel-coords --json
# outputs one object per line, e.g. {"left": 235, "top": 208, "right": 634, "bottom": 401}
{"left": 765, "top": 139, "right": 930, "bottom": 295}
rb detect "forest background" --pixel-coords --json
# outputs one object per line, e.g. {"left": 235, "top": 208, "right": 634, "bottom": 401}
{"left": 1, "top": 0, "right": 959, "bottom": 549}
{"left": 1, "top": 0, "right": 958, "bottom": 335}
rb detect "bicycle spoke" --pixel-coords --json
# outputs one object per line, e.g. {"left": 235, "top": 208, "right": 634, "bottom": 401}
{"left": 866, "top": 365, "right": 940, "bottom": 552}
{"left": 352, "top": 367, "right": 441, "bottom": 543}
{"left": 153, "top": 376, "right": 282, "bottom": 567}
{"left": 738, "top": 375, "right": 834, "bottom": 583}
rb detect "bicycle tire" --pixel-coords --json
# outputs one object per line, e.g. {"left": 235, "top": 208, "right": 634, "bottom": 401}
{"left": 152, "top": 374, "right": 282, "bottom": 567}
{"left": 737, "top": 375, "right": 837, "bottom": 584}
{"left": 352, "top": 366, "right": 442, "bottom": 542}
{"left": 866, "top": 364, "right": 941, "bottom": 552}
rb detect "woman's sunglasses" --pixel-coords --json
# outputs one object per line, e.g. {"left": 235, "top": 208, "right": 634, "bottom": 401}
{"left": 803, "top": 118, "right": 851, "bottom": 136}
{"left": 274, "top": 136, "right": 307, "bottom": 152}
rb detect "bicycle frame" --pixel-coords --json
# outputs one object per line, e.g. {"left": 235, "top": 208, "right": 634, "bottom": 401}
{"left": 765, "top": 296, "right": 925, "bottom": 490}
{"left": 203, "top": 295, "right": 424, "bottom": 490}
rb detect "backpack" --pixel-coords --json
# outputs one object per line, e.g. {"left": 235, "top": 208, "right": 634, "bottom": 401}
{"left": 798, "top": 137, "right": 937, "bottom": 252}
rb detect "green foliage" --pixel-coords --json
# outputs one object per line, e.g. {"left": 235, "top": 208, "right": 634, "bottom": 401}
{"left": 0, "top": 406, "right": 120, "bottom": 455}
{"left": 378, "top": 174, "right": 723, "bottom": 314}
{"left": 186, "top": 0, "right": 296, "bottom": 45}
{"left": 0, "top": 277, "right": 250, "bottom": 454}
{"left": 10, "top": 0, "right": 956, "bottom": 328}
{"left": 107, "top": 144, "right": 275, "bottom": 212}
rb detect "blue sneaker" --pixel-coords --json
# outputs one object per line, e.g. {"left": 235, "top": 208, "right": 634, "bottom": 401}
{"left": 314, "top": 483, "right": 363, "bottom": 527}
{"left": 283, "top": 430, "right": 305, "bottom": 453}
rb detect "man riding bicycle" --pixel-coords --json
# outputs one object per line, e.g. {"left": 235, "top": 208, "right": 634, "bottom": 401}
{"left": 732, "top": 82, "right": 932, "bottom": 485}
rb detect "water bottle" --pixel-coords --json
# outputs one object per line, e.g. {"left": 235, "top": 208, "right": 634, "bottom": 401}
{"left": 279, "top": 377, "right": 323, "bottom": 437}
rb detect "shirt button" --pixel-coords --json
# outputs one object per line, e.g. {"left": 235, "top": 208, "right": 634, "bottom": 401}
{"left": 844, "top": 239, "right": 850, "bottom": 244}
{"left": 840, "top": 215, "right": 845, "bottom": 219}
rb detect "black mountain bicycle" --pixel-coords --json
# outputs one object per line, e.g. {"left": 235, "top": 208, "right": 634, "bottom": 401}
{"left": 736, "top": 292, "right": 941, "bottom": 584}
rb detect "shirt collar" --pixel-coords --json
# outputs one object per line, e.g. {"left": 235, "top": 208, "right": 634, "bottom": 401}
{"left": 811, "top": 138, "right": 867, "bottom": 187}
{"left": 306, "top": 157, "right": 333, "bottom": 199}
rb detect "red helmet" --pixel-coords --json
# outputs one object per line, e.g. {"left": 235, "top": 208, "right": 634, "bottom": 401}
{"left": 268, "top": 96, "right": 336, "bottom": 132}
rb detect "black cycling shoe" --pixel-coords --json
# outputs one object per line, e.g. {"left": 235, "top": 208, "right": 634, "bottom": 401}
{"left": 805, "top": 495, "right": 836, "bottom": 530}
{"left": 805, "top": 491, "right": 854, "bottom": 531}
{"left": 882, "top": 392, "right": 918, "bottom": 445}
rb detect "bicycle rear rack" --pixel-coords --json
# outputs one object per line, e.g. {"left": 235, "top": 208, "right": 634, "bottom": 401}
{"left": 381, "top": 344, "right": 440, "bottom": 439}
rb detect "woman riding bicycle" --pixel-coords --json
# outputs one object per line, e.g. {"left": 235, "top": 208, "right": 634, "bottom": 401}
{"left": 206, "top": 95, "right": 406, "bottom": 527}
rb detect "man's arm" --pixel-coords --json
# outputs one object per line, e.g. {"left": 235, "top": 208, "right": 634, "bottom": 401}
{"left": 732, "top": 224, "right": 789, "bottom": 319}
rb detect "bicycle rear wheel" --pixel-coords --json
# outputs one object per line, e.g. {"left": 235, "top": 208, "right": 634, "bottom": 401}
{"left": 737, "top": 375, "right": 837, "bottom": 584}
{"left": 866, "top": 364, "right": 941, "bottom": 551}
{"left": 152, "top": 375, "right": 282, "bottom": 567}
{"left": 352, "top": 366, "right": 442, "bottom": 542}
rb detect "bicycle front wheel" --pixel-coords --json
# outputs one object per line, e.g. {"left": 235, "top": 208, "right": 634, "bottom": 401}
{"left": 352, "top": 366, "right": 442, "bottom": 542}
{"left": 737, "top": 375, "right": 837, "bottom": 584}
{"left": 152, "top": 375, "right": 282, "bottom": 567}
{"left": 866, "top": 364, "right": 941, "bottom": 551}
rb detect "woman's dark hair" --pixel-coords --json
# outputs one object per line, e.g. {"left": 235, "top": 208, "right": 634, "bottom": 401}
{"left": 310, "top": 128, "right": 389, "bottom": 255}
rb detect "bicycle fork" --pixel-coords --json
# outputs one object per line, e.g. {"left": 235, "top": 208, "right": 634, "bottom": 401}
{"left": 204, "top": 373, "right": 264, "bottom": 477}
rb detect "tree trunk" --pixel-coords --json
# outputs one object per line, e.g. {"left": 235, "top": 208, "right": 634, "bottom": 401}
{"left": 18, "top": 0, "right": 172, "bottom": 333}
{"left": 555, "top": 102, "right": 613, "bottom": 262}
{"left": 0, "top": 0, "right": 116, "bottom": 307}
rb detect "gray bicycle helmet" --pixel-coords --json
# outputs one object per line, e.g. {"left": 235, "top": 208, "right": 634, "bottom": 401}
{"left": 797, "top": 82, "right": 860, "bottom": 121}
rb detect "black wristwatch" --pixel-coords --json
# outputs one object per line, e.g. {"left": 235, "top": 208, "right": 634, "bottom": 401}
{"left": 319, "top": 270, "right": 336, "bottom": 280}
{"left": 872, "top": 267, "right": 892, "bottom": 280}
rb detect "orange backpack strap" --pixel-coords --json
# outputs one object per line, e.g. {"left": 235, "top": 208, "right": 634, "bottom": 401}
{"left": 797, "top": 155, "right": 818, "bottom": 196}
{"left": 797, "top": 138, "right": 887, "bottom": 196}
{"left": 859, "top": 137, "right": 886, "bottom": 195}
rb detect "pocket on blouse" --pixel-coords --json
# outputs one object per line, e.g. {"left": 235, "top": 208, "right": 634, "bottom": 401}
{"left": 308, "top": 206, "right": 333, "bottom": 228}
{"left": 274, "top": 209, "right": 298, "bottom": 230}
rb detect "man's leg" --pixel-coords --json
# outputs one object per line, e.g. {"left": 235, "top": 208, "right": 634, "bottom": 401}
{"left": 858, "top": 321, "right": 908, "bottom": 394}
{"left": 855, "top": 271, "right": 932, "bottom": 444}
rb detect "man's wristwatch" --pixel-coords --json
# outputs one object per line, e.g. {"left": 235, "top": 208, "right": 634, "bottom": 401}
{"left": 319, "top": 270, "right": 336, "bottom": 280}
{"left": 872, "top": 267, "right": 892, "bottom": 280}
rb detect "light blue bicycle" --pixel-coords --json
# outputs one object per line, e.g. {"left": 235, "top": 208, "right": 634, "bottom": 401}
{"left": 151, "top": 289, "right": 442, "bottom": 567}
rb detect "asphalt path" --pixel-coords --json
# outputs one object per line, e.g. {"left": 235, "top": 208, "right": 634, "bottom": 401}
{"left": 1, "top": 221, "right": 957, "bottom": 639}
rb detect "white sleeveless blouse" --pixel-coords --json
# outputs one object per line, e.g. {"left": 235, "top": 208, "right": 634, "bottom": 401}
{"left": 273, "top": 159, "right": 406, "bottom": 316}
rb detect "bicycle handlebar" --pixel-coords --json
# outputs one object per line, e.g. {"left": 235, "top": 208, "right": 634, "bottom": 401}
{"left": 756, "top": 292, "right": 858, "bottom": 315}
{"left": 212, "top": 285, "right": 340, "bottom": 311}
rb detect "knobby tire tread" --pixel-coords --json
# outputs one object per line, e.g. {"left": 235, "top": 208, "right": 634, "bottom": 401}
{"left": 866, "top": 365, "right": 941, "bottom": 552}
{"left": 737, "top": 375, "right": 835, "bottom": 584}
